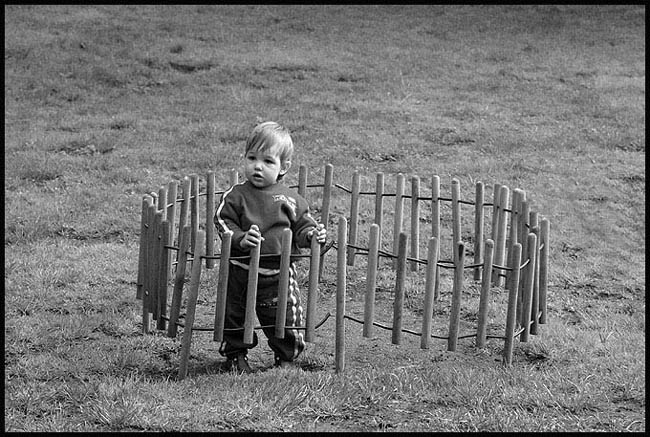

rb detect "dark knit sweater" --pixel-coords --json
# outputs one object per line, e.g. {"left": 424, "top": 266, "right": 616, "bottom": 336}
{"left": 214, "top": 180, "right": 318, "bottom": 269}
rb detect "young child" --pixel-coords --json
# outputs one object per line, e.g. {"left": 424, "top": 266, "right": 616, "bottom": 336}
{"left": 214, "top": 121, "right": 327, "bottom": 373}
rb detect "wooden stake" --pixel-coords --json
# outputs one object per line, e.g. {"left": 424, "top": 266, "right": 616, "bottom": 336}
{"left": 157, "top": 219, "right": 170, "bottom": 331}
{"left": 243, "top": 241, "right": 261, "bottom": 345}
{"left": 448, "top": 241, "right": 465, "bottom": 352}
{"left": 494, "top": 185, "right": 509, "bottom": 287}
{"left": 321, "top": 164, "right": 333, "bottom": 229}
{"left": 274, "top": 229, "right": 292, "bottom": 339}
{"left": 137, "top": 195, "right": 149, "bottom": 300}
{"left": 319, "top": 164, "right": 333, "bottom": 279}
{"left": 178, "top": 230, "right": 205, "bottom": 380}
{"left": 473, "top": 181, "right": 484, "bottom": 281}
{"left": 142, "top": 196, "right": 155, "bottom": 334}
{"left": 476, "top": 239, "right": 494, "bottom": 348}
{"left": 539, "top": 218, "right": 550, "bottom": 324}
{"left": 393, "top": 173, "right": 405, "bottom": 266}
{"left": 506, "top": 189, "right": 522, "bottom": 291}
{"left": 491, "top": 183, "right": 502, "bottom": 244}
{"left": 167, "top": 180, "right": 178, "bottom": 276}
{"left": 347, "top": 172, "right": 360, "bottom": 266}
{"left": 410, "top": 176, "right": 420, "bottom": 272}
{"left": 520, "top": 233, "right": 537, "bottom": 343}
{"left": 168, "top": 226, "right": 191, "bottom": 338}
{"left": 374, "top": 172, "right": 384, "bottom": 232}
{"left": 503, "top": 243, "right": 522, "bottom": 366}
{"left": 206, "top": 171, "right": 215, "bottom": 268}
{"left": 420, "top": 237, "right": 439, "bottom": 349}
{"left": 190, "top": 174, "right": 199, "bottom": 252}
{"left": 335, "top": 217, "right": 347, "bottom": 373}
{"left": 213, "top": 231, "right": 231, "bottom": 342}
{"left": 158, "top": 185, "right": 167, "bottom": 221}
{"left": 530, "top": 220, "right": 540, "bottom": 335}
{"left": 305, "top": 232, "right": 321, "bottom": 343}
{"left": 517, "top": 198, "right": 530, "bottom": 324}
{"left": 432, "top": 175, "right": 441, "bottom": 300}
{"left": 451, "top": 178, "right": 461, "bottom": 264}
{"left": 177, "top": 177, "right": 191, "bottom": 263}
{"left": 363, "top": 224, "right": 380, "bottom": 338}
{"left": 392, "top": 232, "right": 408, "bottom": 345}
{"left": 151, "top": 210, "right": 163, "bottom": 323}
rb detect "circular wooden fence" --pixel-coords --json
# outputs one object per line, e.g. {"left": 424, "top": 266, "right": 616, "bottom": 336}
{"left": 136, "top": 164, "right": 550, "bottom": 379}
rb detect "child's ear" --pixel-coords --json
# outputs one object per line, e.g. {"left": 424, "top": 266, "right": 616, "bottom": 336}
{"left": 280, "top": 160, "right": 291, "bottom": 176}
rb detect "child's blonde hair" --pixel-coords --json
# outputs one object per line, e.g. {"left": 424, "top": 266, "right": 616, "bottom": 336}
{"left": 245, "top": 121, "right": 294, "bottom": 168}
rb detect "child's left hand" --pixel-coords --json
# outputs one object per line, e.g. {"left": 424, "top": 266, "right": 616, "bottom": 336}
{"left": 309, "top": 224, "right": 327, "bottom": 244}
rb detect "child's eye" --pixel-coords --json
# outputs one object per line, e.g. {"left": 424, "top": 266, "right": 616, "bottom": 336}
{"left": 265, "top": 159, "right": 275, "bottom": 164}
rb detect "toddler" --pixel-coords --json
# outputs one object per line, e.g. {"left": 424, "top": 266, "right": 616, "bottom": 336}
{"left": 214, "top": 121, "right": 326, "bottom": 373}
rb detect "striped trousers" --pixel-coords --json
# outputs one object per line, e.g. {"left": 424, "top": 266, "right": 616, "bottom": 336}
{"left": 218, "top": 263, "right": 305, "bottom": 362}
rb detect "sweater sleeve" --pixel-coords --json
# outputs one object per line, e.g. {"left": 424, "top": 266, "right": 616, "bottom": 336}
{"left": 292, "top": 197, "right": 319, "bottom": 248}
{"left": 214, "top": 186, "right": 247, "bottom": 250}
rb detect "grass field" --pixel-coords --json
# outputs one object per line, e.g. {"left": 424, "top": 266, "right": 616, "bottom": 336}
{"left": 4, "top": 5, "right": 645, "bottom": 432}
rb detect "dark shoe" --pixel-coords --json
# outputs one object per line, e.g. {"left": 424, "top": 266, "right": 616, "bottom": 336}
{"left": 274, "top": 356, "right": 296, "bottom": 369}
{"left": 219, "top": 354, "right": 253, "bottom": 374}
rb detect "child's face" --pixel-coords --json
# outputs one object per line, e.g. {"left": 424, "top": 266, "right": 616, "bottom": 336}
{"left": 244, "top": 145, "right": 291, "bottom": 188}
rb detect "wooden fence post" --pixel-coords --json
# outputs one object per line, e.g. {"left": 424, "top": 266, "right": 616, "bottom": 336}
{"left": 243, "top": 241, "right": 261, "bottom": 345}
{"left": 274, "top": 230, "right": 292, "bottom": 340}
{"left": 305, "top": 233, "right": 321, "bottom": 343}
{"left": 432, "top": 175, "right": 441, "bottom": 300}
{"left": 137, "top": 195, "right": 149, "bottom": 300}
{"left": 206, "top": 171, "right": 215, "bottom": 269}
{"left": 213, "top": 231, "right": 232, "bottom": 343}
{"left": 494, "top": 185, "right": 509, "bottom": 287}
{"left": 335, "top": 217, "right": 348, "bottom": 373}
{"left": 178, "top": 230, "right": 206, "bottom": 380}
{"left": 190, "top": 174, "right": 199, "bottom": 253}
{"left": 473, "top": 181, "right": 484, "bottom": 281}
{"left": 178, "top": 177, "right": 191, "bottom": 261}
{"left": 363, "top": 224, "right": 380, "bottom": 338}
{"left": 319, "top": 164, "right": 333, "bottom": 279}
{"left": 451, "top": 179, "right": 461, "bottom": 266}
{"left": 347, "top": 172, "right": 360, "bottom": 266}
{"left": 476, "top": 239, "right": 494, "bottom": 348}
{"left": 539, "top": 218, "right": 550, "bottom": 324}
{"left": 420, "top": 237, "right": 439, "bottom": 349}
{"left": 168, "top": 226, "right": 191, "bottom": 338}
{"left": 448, "top": 241, "right": 465, "bottom": 351}
{"left": 141, "top": 196, "right": 155, "bottom": 334}
{"left": 167, "top": 180, "right": 178, "bottom": 276}
{"left": 503, "top": 243, "right": 522, "bottom": 366}
{"left": 392, "top": 232, "right": 408, "bottom": 345}
{"left": 157, "top": 219, "right": 170, "bottom": 331}
{"left": 410, "top": 176, "right": 420, "bottom": 272}
{"left": 520, "top": 233, "right": 537, "bottom": 342}
{"left": 374, "top": 172, "right": 384, "bottom": 240}
{"left": 393, "top": 173, "right": 405, "bottom": 267}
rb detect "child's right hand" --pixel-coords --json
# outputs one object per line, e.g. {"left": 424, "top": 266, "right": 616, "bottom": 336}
{"left": 240, "top": 224, "right": 264, "bottom": 249}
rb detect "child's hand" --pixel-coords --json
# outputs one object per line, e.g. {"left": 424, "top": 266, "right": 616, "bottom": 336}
{"left": 241, "top": 224, "right": 264, "bottom": 249}
{"left": 309, "top": 224, "right": 327, "bottom": 244}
